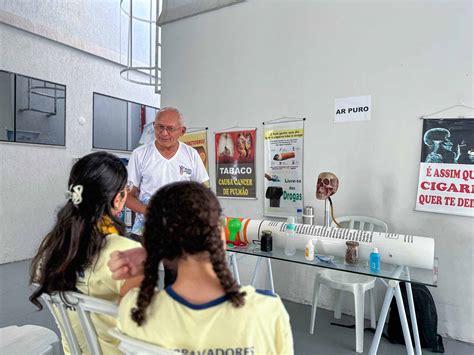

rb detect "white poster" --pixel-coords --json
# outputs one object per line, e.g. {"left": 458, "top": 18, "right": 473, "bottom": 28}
{"left": 263, "top": 120, "right": 304, "bottom": 217}
{"left": 334, "top": 95, "right": 371, "bottom": 123}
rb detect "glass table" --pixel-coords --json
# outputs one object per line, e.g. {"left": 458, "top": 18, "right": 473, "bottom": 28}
{"left": 227, "top": 244, "right": 438, "bottom": 355}
{"left": 228, "top": 244, "right": 437, "bottom": 287}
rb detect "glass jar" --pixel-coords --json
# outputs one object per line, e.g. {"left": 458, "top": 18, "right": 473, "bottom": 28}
{"left": 345, "top": 241, "right": 359, "bottom": 264}
{"left": 260, "top": 230, "right": 273, "bottom": 252}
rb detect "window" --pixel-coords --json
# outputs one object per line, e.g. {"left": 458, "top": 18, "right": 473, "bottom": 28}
{"left": 92, "top": 92, "right": 158, "bottom": 152}
{"left": 0, "top": 70, "right": 66, "bottom": 146}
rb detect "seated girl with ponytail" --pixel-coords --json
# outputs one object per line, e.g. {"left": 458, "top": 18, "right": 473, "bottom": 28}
{"left": 115, "top": 181, "right": 293, "bottom": 354}
{"left": 30, "top": 152, "right": 143, "bottom": 354}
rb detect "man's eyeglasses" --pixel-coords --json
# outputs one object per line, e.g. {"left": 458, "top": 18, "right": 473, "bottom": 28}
{"left": 153, "top": 123, "right": 182, "bottom": 133}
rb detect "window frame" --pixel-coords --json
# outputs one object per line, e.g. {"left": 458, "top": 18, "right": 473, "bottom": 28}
{"left": 92, "top": 92, "right": 159, "bottom": 152}
{"left": 0, "top": 69, "right": 67, "bottom": 147}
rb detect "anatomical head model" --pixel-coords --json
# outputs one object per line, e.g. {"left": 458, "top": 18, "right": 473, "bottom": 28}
{"left": 316, "top": 172, "right": 341, "bottom": 227}
{"left": 316, "top": 172, "right": 339, "bottom": 200}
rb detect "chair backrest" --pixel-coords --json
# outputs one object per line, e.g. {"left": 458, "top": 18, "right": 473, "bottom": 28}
{"left": 41, "top": 293, "right": 81, "bottom": 355}
{"left": 109, "top": 328, "right": 178, "bottom": 355}
{"left": 332, "top": 215, "right": 388, "bottom": 233}
{"left": 41, "top": 291, "right": 118, "bottom": 355}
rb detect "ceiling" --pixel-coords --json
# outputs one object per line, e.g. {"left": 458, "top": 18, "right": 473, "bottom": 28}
{"left": 158, "top": 0, "right": 245, "bottom": 25}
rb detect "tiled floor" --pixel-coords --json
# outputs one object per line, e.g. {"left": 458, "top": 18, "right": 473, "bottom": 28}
{"left": 1, "top": 259, "right": 473, "bottom": 354}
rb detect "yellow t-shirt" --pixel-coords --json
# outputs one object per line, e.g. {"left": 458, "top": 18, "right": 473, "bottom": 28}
{"left": 118, "top": 285, "right": 294, "bottom": 355}
{"left": 57, "top": 234, "right": 140, "bottom": 355}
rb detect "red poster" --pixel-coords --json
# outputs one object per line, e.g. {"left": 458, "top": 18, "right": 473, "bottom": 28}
{"left": 215, "top": 130, "right": 256, "bottom": 198}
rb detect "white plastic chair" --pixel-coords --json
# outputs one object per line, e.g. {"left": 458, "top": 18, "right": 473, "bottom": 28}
{"left": 41, "top": 291, "right": 118, "bottom": 355}
{"left": 109, "top": 328, "right": 178, "bottom": 354}
{"left": 309, "top": 216, "right": 388, "bottom": 353}
{"left": 0, "top": 325, "right": 60, "bottom": 355}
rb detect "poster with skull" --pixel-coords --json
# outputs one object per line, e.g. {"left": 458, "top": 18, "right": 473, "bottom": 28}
{"left": 415, "top": 118, "right": 474, "bottom": 217}
{"left": 263, "top": 120, "right": 304, "bottom": 217}
{"left": 215, "top": 129, "right": 256, "bottom": 199}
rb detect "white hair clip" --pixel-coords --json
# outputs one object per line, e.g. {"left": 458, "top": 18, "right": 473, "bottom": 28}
{"left": 65, "top": 185, "right": 84, "bottom": 205}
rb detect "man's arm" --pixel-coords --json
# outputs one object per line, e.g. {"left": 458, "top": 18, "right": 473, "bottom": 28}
{"left": 125, "top": 186, "right": 147, "bottom": 215}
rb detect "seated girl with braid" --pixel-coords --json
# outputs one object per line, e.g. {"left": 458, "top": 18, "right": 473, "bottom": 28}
{"left": 30, "top": 152, "right": 143, "bottom": 354}
{"left": 115, "top": 181, "right": 294, "bottom": 354}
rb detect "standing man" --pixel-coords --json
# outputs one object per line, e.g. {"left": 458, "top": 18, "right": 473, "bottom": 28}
{"left": 126, "top": 107, "right": 209, "bottom": 284}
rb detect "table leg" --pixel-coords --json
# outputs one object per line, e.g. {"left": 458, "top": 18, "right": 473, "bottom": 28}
{"left": 368, "top": 283, "right": 394, "bottom": 355}
{"left": 369, "top": 269, "right": 416, "bottom": 355}
{"left": 251, "top": 257, "right": 275, "bottom": 292}
{"left": 266, "top": 258, "right": 275, "bottom": 293}
{"left": 394, "top": 284, "right": 414, "bottom": 355}
{"left": 405, "top": 267, "right": 422, "bottom": 355}
{"left": 250, "top": 257, "right": 262, "bottom": 286}
{"left": 228, "top": 252, "right": 241, "bottom": 285}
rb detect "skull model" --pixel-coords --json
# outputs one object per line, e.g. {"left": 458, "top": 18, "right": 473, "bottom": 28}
{"left": 316, "top": 172, "right": 339, "bottom": 200}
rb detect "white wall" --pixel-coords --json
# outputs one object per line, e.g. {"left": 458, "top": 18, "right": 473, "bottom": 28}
{"left": 160, "top": 0, "right": 474, "bottom": 342}
{"left": 0, "top": 0, "right": 151, "bottom": 64}
{"left": 0, "top": 22, "right": 159, "bottom": 263}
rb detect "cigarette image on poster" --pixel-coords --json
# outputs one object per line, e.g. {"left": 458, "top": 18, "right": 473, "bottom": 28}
{"left": 416, "top": 118, "right": 474, "bottom": 217}
{"left": 421, "top": 120, "right": 474, "bottom": 165}
{"left": 269, "top": 143, "right": 301, "bottom": 168}
{"left": 215, "top": 129, "right": 256, "bottom": 199}
{"left": 273, "top": 151, "right": 296, "bottom": 161}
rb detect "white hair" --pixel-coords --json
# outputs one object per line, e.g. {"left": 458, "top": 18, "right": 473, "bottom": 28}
{"left": 155, "top": 106, "right": 185, "bottom": 126}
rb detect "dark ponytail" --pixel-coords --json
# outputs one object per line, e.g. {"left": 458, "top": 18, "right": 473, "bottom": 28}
{"left": 30, "top": 152, "right": 127, "bottom": 309}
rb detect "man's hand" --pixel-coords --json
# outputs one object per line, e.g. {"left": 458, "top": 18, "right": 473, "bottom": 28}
{"left": 108, "top": 247, "right": 147, "bottom": 280}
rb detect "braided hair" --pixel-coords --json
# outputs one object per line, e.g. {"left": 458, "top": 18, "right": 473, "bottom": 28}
{"left": 131, "top": 181, "right": 245, "bottom": 326}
